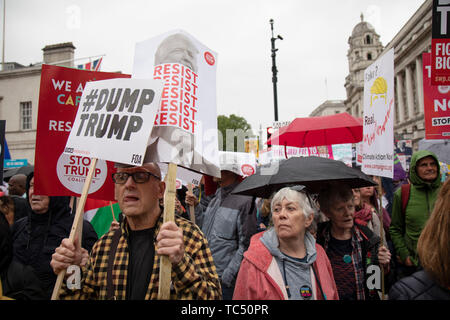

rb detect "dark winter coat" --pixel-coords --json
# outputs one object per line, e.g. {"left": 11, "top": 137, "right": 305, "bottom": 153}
{"left": 389, "top": 270, "right": 450, "bottom": 300}
{"left": 0, "top": 211, "right": 46, "bottom": 300}
{"left": 11, "top": 172, "right": 98, "bottom": 299}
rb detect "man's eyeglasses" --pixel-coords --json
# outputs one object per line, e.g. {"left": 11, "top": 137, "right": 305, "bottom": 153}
{"left": 111, "top": 171, "right": 161, "bottom": 184}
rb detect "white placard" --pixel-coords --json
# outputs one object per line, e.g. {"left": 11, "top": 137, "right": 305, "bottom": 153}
{"left": 64, "top": 78, "right": 163, "bottom": 166}
{"left": 158, "top": 162, "right": 203, "bottom": 187}
{"left": 133, "top": 29, "right": 220, "bottom": 178}
{"left": 362, "top": 48, "right": 395, "bottom": 178}
{"left": 219, "top": 151, "right": 256, "bottom": 176}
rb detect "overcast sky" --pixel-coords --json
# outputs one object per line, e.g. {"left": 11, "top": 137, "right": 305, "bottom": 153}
{"left": 4, "top": 0, "right": 426, "bottom": 135}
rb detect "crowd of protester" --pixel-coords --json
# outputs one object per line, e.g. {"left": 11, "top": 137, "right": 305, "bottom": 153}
{"left": 0, "top": 150, "right": 448, "bottom": 300}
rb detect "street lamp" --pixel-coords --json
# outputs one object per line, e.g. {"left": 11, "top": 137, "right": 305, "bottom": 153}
{"left": 270, "top": 18, "right": 283, "bottom": 122}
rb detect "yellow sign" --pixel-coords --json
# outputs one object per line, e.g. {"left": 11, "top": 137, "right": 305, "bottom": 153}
{"left": 370, "top": 77, "right": 388, "bottom": 106}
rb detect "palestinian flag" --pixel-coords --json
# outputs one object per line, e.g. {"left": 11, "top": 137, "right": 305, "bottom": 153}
{"left": 84, "top": 198, "right": 121, "bottom": 238}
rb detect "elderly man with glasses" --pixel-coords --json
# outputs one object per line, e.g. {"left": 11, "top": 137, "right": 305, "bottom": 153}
{"left": 50, "top": 162, "right": 221, "bottom": 300}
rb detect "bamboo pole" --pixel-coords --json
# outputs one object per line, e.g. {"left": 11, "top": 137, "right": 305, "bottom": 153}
{"left": 51, "top": 158, "right": 98, "bottom": 300}
{"left": 158, "top": 162, "right": 177, "bottom": 300}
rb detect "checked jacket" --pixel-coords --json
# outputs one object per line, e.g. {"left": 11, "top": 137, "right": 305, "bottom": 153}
{"left": 58, "top": 212, "right": 222, "bottom": 300}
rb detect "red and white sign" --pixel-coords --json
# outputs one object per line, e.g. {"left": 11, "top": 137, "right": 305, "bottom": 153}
{"left": 133, "top": 29, "right": 220, "bottom": 178}
{"left": 219, "top": 151, "right": 256, "bottom": 177}
{"left": 431, "top": 0, "right": 450, "bottom": 85}
{"left": 34, "top": 65, "right": 130, "bottom": 200}
{"left": 423, "top": 52, "right": 450, "bottom": 139}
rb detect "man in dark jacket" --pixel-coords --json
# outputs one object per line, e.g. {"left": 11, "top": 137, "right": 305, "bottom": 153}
{"left": 11, "top": 172, "right": 98, "bottom": 299}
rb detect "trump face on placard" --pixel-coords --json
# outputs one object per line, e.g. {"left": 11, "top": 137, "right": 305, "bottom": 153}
{"left": 155, "top": 33, "right": 199, "bottom": 73}
{"left": 133, "top": 30, "right": 220, "bottom": 178}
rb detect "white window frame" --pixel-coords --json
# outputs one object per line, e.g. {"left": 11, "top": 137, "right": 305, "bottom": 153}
{"left": 20, "top": 101, "right": 32, "bottom": 130}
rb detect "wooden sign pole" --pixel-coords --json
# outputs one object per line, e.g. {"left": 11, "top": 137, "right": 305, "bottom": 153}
{"left": 51, "top": 158, "right": 98, "bottom": 300}
{"left": 109, "top": 201, "right": 116, "bottom": 222}
{"left": 377, "top": 179, "right": 385, "bottom": 300}
{"left": 158, "top": 162, "right": 177, "bottom": 300}
{"left": 187, "top": 183, "right": 196, "bottom": 224}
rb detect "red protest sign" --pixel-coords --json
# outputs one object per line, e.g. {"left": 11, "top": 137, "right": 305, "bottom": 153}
{"left": 431, "top": 0, "right": 450, "bottom": 85}
{"left": 423, "top": 52, "right": 450, "bottom": 140}
{"left": 34, "top": 64, "right": 130, "bottom": 200}
{"left": 431, "top": 38, "right": 450, "bottom": 85}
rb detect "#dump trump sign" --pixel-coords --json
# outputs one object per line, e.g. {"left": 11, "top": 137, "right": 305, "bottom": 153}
{"left": 64, "top": 78, "right": 163, "bottom": 166}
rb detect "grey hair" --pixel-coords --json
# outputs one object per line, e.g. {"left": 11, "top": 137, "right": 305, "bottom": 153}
{"left": 317, "top": 184, "right": 353, "bottom": 214}
{"left": 271, "top": 187, "right": 315, "bottom": 218}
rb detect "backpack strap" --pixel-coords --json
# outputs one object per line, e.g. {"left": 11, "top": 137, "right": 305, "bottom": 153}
{"left": 107, "top": 227, "right": 122, "bottom": 300}
{"left": 401, "top": 184, "right": 411, "bottom": 219}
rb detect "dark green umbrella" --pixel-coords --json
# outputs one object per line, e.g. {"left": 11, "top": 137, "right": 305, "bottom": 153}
{"left": 232, "top": 156, "right": 376, "bottom": 198}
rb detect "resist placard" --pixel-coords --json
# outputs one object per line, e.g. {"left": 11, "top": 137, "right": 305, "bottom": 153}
{"left": 133, "top": 29, "right": 221, "bottom": 178}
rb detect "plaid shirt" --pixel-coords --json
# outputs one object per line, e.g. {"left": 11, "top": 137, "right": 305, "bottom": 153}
{"left": 318, "top": 223, "right": 379, "bottom": 300}
{"left": 59, "top": 212, "right": 222, "bottom": 300}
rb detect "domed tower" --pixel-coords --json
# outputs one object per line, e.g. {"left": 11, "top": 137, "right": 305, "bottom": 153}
{"left": 344, "top": 14, "right": 383, "bottom": 117}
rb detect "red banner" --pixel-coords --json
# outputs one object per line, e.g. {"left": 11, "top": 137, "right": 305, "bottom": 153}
{"left": 431, "top": 0, "right": 450, "bottom": 85}
{"left": 431, "top": 38, "right": 450, "bottom": 85}
{"left": 422, "top": 53, "right": 450, "bottom": 140}
{"left": 34, "top": 65, "right": 130, "bottom": 200}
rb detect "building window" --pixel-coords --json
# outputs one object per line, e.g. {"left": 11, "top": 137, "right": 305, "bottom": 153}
{"left": 367, "top": 53, "right": 372, "bottom": 60}
{"left": 365, "top": 35, "right": 372, "bottom": 44}
{"left": 20, "top": 101, "right": 32, "bottom": 130}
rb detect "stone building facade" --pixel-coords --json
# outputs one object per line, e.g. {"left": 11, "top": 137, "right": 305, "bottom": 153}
{"left": 344, "top": 0, "right": 433, "bottom": 150}
{"left": 309, "top": 100, "right": 346, "bottom": 117}
{"left": 0, "top": 43, "right": 75, "bottom": 164}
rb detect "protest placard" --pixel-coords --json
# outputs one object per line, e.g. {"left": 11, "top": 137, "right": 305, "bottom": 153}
{"left": 159, "top": 162, "right": 203, "bottom": 188}
{"left": 423, "top": 52, "right": 450, "bottom": 139}
{"left": 431, "top": 0, "right": 450, "bottom": 85}
{"left": 132, "top": 29, "right": 220, "bottom": 178}
{"left": 34, "top": 65, "right": 130, "bottom": 200}
{"left": 362, "top": 48, "right": 394, "bottom": 179}
{"left": 64, "top": 78, "right": 163, "bottom": 166}
{"left": 219, "top": 151, "right": 256, "bottom": 177}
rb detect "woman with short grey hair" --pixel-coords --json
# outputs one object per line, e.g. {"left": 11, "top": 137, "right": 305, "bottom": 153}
{"left": 233, "top": 186, "right": 339, "bottom": 300}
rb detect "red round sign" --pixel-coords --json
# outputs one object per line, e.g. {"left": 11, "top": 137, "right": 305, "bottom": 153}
{"left": 241, "top": 164, "right": 255, "bottom": 176}
{"left": 204, "top": 52, "right": 215, "bottom": 66}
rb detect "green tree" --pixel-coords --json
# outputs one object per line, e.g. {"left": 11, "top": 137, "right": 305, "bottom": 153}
{"left": 217, "top": 114, "right": 254, "bottom": 152}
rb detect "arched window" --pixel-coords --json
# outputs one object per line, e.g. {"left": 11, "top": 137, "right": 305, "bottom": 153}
{"left": 367, "top": 53, "right": 372, "bottom": 60}
{"left": 365, "top": 35, "right": 372, "bottom": 44}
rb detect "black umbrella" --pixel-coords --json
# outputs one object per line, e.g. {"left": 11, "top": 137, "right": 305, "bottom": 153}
{"left": 3, "top": 165, "right": 34, "bottom": 180}
{"left": 232, "top": 156, "right": 376, "bottom": 198}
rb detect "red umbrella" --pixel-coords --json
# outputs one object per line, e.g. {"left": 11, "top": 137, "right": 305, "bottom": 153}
{"left": 267, "top": 112, "right": 363, "bottom": 148}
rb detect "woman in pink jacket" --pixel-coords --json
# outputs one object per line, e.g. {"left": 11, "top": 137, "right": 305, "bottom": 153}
{"left": 233, "top": 186, "right": 339, "bottom": 300}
